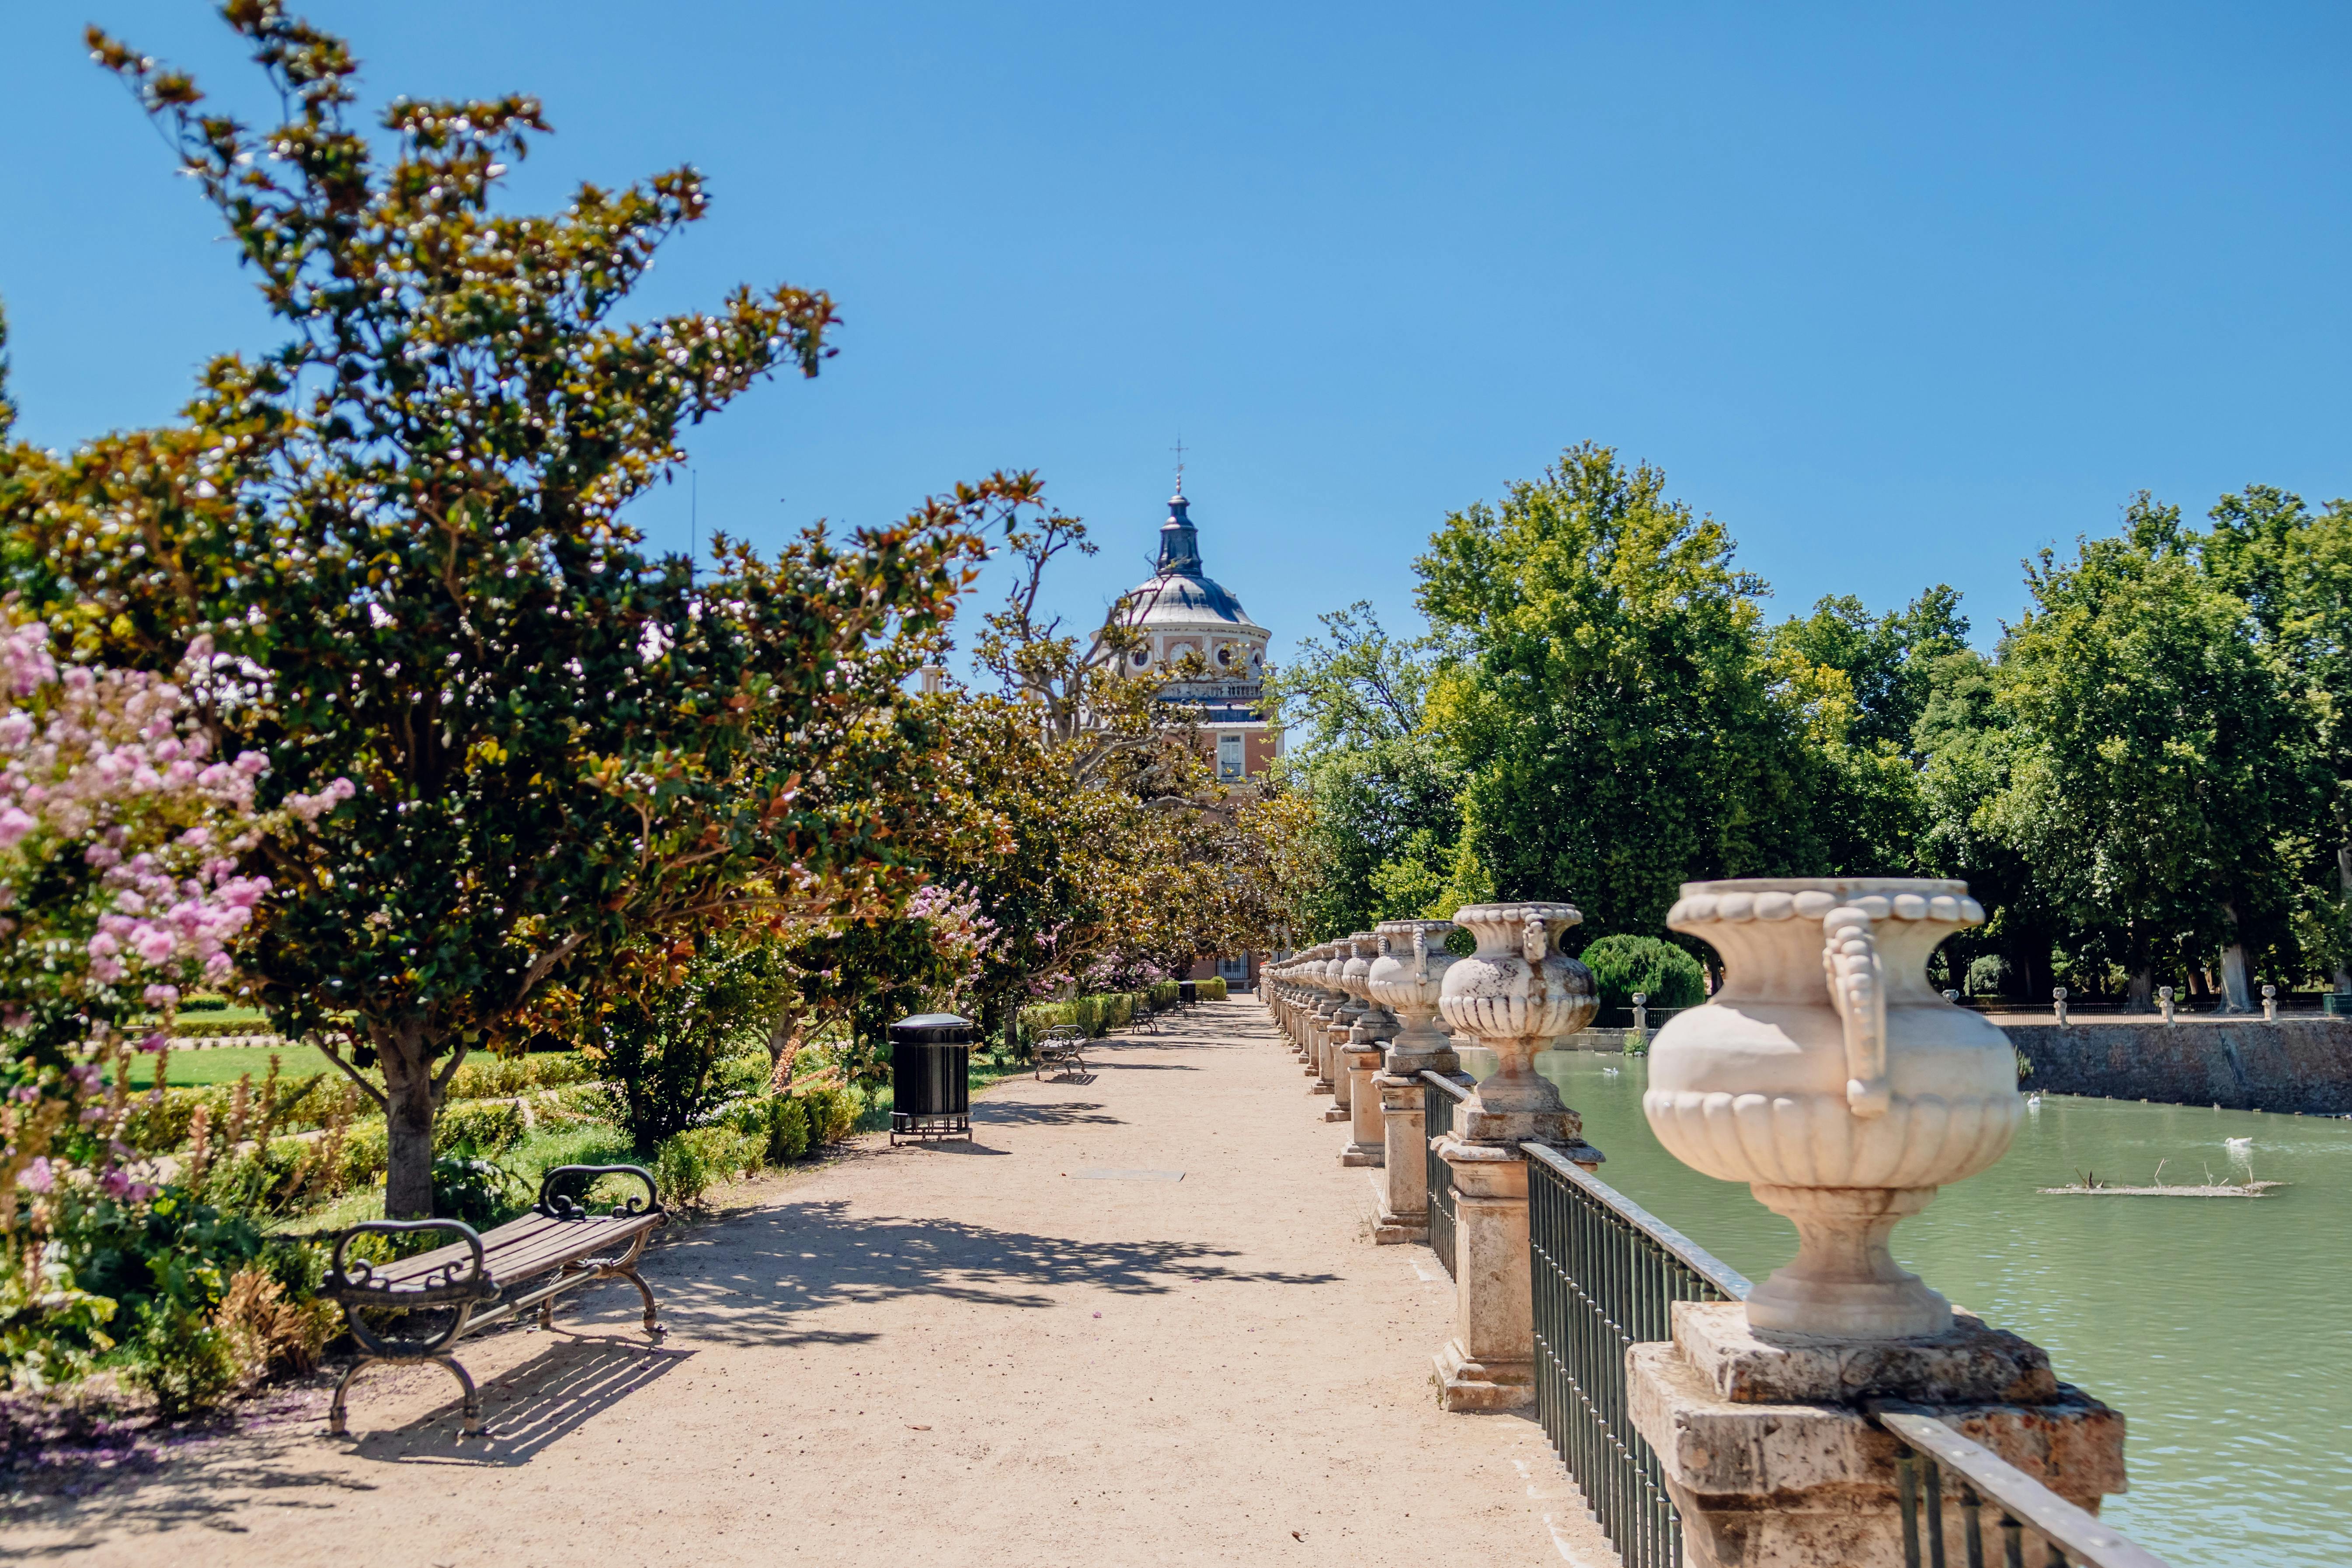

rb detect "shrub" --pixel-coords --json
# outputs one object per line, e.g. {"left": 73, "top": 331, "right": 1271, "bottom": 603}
{"left": 435, "top": 1100, "right": 526, "bottom": 1156}
{"left": 445, "top": 1052, "right": 593, "bottom": 1101}
{"left": 1579, "top": 935, "right": 1706, "bottom": 1011}
{"left": 1966, "top": 954, "right": 2011, "bottom": 998}
{"left": 1147, "top": 980, "right": 1180, "bottom": 1010}
{"left": 123, "top": 1088, "right": 205, "bottom": 1153}
{"left": 123, "top": 1295, "right": 241, "bottom": 1419}
{"left": 762, "top": 1094, "right": 811, "bottom": 1164}
{"left": 1201, "top": 977, "right": 1227, "bottom": 1001}
{"left": 653, "top": 1126, "right": 766, "bottom": 1206}
{"left": 215, "top": 1266, "right": 339, "bottom": 1380}
{"left": 431, "top": 1141, "right": 525, "bottom": 1225}
{"left": 794, "top": 1083, "right": 861, "bottom": 1146}
{"left": 340, "top": 1120, "right": 390, "bottom": 1189}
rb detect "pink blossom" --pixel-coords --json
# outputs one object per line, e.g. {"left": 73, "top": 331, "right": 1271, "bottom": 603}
{"left": 0, "top": 808, "right": 34, "bottom": 848}
{"left": 19, "top": 1158, "right": 52, "bottom": 1193}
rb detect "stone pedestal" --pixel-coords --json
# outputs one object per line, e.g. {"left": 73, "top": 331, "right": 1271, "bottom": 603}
{"left": 1368, "top": 1071, "right": 1431, "bottom": 1241}
{"left": 1745, "top": 1185, "right": 1948, "bottom": 1339}
{"left": 1431, "top": 1138, "right": 1535, "bottom": 1411}
{"left": 1629, "top": 1301, "right": 2127, "bottom": 1568}
{"left": 1341, "top": 1041, "right": 1384, "bottom": 1164}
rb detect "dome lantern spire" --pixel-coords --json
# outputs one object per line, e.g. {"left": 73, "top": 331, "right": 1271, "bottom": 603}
{"left": 1156, "top": 487, "right": 1202, "bottom": 576}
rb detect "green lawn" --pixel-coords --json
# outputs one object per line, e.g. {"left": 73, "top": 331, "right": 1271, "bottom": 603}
{"left": 129, "top": 1043, "right": 341, "bottom": 1088}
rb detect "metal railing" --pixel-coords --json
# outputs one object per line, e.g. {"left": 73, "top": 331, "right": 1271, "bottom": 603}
{"left": 1879, "top": 1408, "right": 2175, "bottom": 1568}
{"left": 1521, "top": 1147, "right": 2175, "bottom": 1568}
{"left": 1420, "top": 1071, "right": 1469, "bottom": 1279}
{"left": 1527, "top": 1144, "right": 1750, "bottom": 1568}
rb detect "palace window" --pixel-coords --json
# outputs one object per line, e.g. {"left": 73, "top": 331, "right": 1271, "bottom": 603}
{"left": 1218, "top": 734, "right": 1244, "bottom": 780}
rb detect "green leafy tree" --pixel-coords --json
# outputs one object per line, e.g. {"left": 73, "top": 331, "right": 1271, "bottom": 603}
{"left": 1414, "top": 444, "right": 1823, "bottom": 943}
{"left": 1266, "top": 604, "right": 1461, "bottom": 938}
{"left": 1772, "top": 588, "right": 1970, "bottom": 759}
{"left": 66, "top": 5, "right": 1003, "bottom": 1215}
{"left": 2201, "top": 485, "right": 2352, "bottom": 988}
{"left": 1988, "top": 502, "right": 2320, "bottom": 1008}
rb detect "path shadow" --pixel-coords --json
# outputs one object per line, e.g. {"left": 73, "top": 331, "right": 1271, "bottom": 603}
{"left": 975, "top": 1101, "right": 1124, "bottom": 1127}
{"left": 625, "top": 1199, "right": 1342, "bottom": 1348}
{"left": 3, "top": 1436, "right": 382, "bottom": 1552}
{"left": 343, "top": 1335, "right": 696, "bottom": 1466}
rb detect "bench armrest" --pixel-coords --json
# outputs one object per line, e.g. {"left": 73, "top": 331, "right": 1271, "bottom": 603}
{"left": 327, "top": 1218, "right": 491, "bottom": 1301}
{"left": 536, "top": 1163, "right": 662, "bottom": 1220}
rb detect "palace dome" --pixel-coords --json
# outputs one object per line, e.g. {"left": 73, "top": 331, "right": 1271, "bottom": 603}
{"left": 1126, "top": 489, "right": 1265, "bottom": 633}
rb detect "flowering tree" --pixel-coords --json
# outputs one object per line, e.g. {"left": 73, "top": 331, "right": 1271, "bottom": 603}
{"left": 0, "top": 611, "right": 292, "bottom": 1233}
{"left": 41, "top": 5, "right": 1005, "bottom": 1216}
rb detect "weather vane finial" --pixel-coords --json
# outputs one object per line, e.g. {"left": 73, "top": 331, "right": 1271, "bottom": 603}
{"left": 1171, "top": 435, "right": 1186, "bottom": 497}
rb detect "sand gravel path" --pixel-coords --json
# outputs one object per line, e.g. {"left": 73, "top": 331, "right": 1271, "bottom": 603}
{"left": 6, "top": 1001, "right": 1618, "bottom": 1567}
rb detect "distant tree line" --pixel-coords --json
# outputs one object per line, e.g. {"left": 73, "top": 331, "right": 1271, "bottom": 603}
{"left": 1271, "top": 443, "right": 2352, "bottom": 1010}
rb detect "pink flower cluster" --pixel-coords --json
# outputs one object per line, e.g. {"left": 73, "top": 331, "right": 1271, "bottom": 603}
{"left": 0, "top": 608, "right": 349, "bottom": 1214}
{"left": 906, "top": 880, "right": 1000, "bottom": 999}
{"left": 0, "top": 618, "right": 283, "bottom": 990}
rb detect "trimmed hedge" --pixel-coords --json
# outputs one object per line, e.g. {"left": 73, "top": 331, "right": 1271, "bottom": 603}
{"left": 1018, "top": 991, "right": 1147, "bottom": 1039}
{"left": 1016, "top": 977, "right": 1233, "bottom": 1041}
{"left": 1578, "top": 935, "right": 1706, "bottom": 1011}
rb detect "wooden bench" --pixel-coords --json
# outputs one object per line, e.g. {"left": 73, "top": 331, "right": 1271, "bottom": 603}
{"left": 323, "top": 1164, "right": 666, "bottom": 1438}
{"left": 1033, "top": 1024, "right": 1089, "bottom": 1079}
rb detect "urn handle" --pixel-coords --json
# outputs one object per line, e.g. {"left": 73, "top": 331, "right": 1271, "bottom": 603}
{"left": 1522, "top": 912, "right": 1548, "bottom": 965}
{"left": 1822, "top": 905, "right": 1891, "bottom": 1119}
{"left": 1413, "top": 927, "right": 1429, "bottom": 984}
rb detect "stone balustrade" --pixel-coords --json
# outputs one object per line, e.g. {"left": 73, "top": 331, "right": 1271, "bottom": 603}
{"left": 1260, "top": 880, "right": 2144, "bottom": 1567}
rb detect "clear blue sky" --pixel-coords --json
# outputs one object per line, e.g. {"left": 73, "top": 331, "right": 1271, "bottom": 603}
{"left": 6, "top": 2, "right": 2349, "bottom": 667}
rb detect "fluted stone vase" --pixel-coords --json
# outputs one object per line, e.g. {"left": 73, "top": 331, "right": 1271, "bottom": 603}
{"left": 1644, "top": 878, "right": 2023, "bottom": 1340}
{"left": 1364, "top": 918, "right": 1466, "bottom": 1243}
{"left": 1437, "top": 903, "right": 1598, "bottom": 1148}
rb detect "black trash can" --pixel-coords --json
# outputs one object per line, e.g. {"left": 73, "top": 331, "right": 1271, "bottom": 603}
{"left": 888, "top": 1012, "right": 974, "bottom": 1145}
{"left": 1178, "top": 979, "right": 1197, "bottom": 1005}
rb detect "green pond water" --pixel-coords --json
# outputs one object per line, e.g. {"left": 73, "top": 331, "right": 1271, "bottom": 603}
{"left": 1449, "top": 1048, "right": 2352, "bottom": 1568}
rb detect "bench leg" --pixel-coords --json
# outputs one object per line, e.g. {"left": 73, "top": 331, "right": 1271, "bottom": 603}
{"left": 614, "top": 1265, "right": 665, "bottom": 1339}
{"left": 327, "top": 1355, "right": 372, "bottom": 1436}
{"left": 437, "top": 1354, "right": 484, "bottom": 1437}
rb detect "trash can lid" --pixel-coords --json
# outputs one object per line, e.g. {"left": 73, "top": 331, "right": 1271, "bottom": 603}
{"left": 888, "top": 1012, "right": 975, "bottom": 1045}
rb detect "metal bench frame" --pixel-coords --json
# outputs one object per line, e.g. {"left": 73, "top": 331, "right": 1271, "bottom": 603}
{"left": 1033, "top": 1024, "right": 1089, "bottom": 1079}
{"left": 323, "top": 1163, "right": 666, "bottom": 1438}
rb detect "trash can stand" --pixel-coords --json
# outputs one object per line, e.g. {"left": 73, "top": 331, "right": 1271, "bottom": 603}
{"left": 888, "top": 1012, "right": 975, "bottom": 1145}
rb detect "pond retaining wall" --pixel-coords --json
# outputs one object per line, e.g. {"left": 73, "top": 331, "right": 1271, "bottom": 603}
{"left": 2000, "top": 1018, "right": 2352, "bottom": 1114}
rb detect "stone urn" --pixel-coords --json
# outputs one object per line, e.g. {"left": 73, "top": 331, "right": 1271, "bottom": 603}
{"left": 1302, "top": 945, "right": 1343, "bottom": 1071}
{"left": 1325, "top": 934, "right": 1378, "bottom": 1116}
{"left": 1437, "top": 903, "right": 1598, "bottom": 1147}
{"left": 1643, "top": 878, "right": 2024, "bottom": 1340}
{"left": 1367, "top": 918, "right": 1468, "bottom": 1079}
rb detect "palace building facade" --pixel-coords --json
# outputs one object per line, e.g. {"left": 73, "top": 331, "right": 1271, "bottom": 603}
{"left": 1118, "top": 482, "right": 1282, "bottom": 784}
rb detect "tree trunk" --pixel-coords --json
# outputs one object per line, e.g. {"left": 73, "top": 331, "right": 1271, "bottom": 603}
{"left": 2124, "top": 967, "right": 2154, "bottom": 1012}
{"left": 2336, "top": 842, "right": 2352, "bottom": 994}
{"left": 2218, "top": 900, "right": 2254, "bottom": 1013}
{"left": 765, "top": 1004, "right": 804, "bottom": 1090}
{"left": 376, "top": 1016, "right": 448, "bottom": 1219}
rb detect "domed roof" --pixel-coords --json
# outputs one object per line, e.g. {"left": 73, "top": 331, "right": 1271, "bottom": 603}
{"left": 1125, "top": 488, "right": 1265, "bottom": 633}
